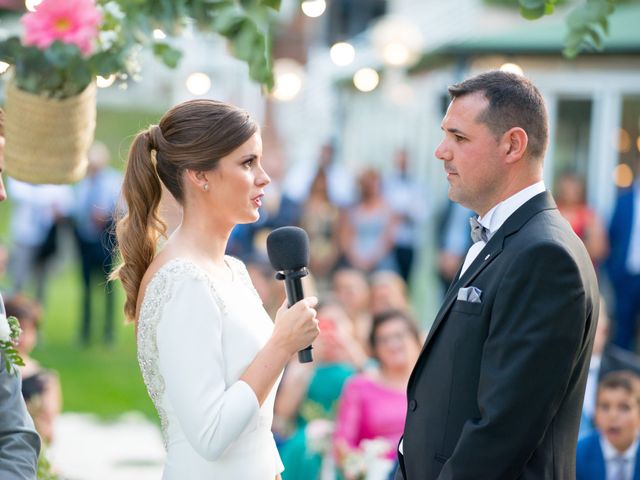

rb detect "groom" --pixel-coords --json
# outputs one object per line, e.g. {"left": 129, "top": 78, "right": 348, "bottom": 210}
{"left": 0, "top": 111, "right": 41, "bottom": 479}
{"left": 395, "top": 71, "right": 599, "bottom": 479}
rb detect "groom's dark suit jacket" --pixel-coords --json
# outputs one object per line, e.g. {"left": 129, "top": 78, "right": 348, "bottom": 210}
{"left": 396, "top": 191, "right": 599, "bottom": 479}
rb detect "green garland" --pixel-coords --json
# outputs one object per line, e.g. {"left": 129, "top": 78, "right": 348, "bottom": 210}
{"left": 0, "top": 316, "right": 24, "bottom": 376}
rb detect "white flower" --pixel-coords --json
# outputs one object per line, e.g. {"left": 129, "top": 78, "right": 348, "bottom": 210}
{"left": 0, "top": 316, "right": 11, "bottom": 342}
{"left": 98, "top": 30, "right": 118, "bottom": 50}
{"left": 305, "top": 419, "right": 334, "bottom": 454}
{"left": 102, "top": 1, "right": 125, "bottom": 21}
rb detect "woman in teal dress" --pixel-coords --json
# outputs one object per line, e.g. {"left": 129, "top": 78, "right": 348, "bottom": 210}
{"left": 275, "top": 301, "right": 368, "bottom": 480}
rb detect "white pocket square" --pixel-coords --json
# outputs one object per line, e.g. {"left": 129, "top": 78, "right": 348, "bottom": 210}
{"left": 457, "top": 286, "right": 482, "bottom": 303}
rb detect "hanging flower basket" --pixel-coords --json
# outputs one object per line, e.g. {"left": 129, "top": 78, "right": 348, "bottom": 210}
{"left": 4, "top": 80, "right": 96, "bottom": 184}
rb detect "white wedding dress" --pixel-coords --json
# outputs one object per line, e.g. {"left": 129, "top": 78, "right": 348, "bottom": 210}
{"left": 137, "top": 256, "right": 284, "bottom": 479}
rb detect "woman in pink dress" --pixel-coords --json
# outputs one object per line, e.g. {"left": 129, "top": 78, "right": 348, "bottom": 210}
{"left": 333, "top": 309, "right": 422, "bottom": 478}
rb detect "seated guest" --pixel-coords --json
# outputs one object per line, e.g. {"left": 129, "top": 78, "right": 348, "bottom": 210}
{"left": 6, "top": 294, "right": 62, "bottom": 445}
{"left": 333, "top": 310, "right": 421, "bottom": 479}
{"left": 276, "top": 301, "right": 360, "bottom": 480}
{"left": 581, "top": 297, "right": 640, "bottom": 439}
{"left": 577, "top": 371, "right": 640, "bottom": 480}
{"left": 369, "top": 270, "right": 410, "bottom": 316}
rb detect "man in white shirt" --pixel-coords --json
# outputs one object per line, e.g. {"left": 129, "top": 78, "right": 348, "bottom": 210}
{"left": 394, "top": 70, "right": 599, "bottom": 479}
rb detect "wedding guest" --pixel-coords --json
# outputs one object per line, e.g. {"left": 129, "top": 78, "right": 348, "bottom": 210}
{"left": 334, "top": 310, "right": 421, "bottom": 479}
{"left": 434, "top": 200, "right": 474, "bottom": 296}
{"left": 555, "top": 171, "right": 608, "bottom": 267}
{"left": 0, "top": 108, "right": 41, "bottom": 479}
{"left": 275, "top": 300, "right": 360, "bottom": 480}
{"left": 111, "top": 99, "right": 319, "bottom": 479}
{"left": 331, "top": 267, "right": 372, "bottom": 354}
{"left": 281, "top": 142, "right": 357, "bottom": 210}
{"left": 581, "top": 296, "right": 640, "bottom": 439}
{"left": 7, "top": 179, "right": 73, "bottom": 303}
{"left": 73, "top": 141, "right": 123, "bottom": 345}
{"left": 577, "top": 371, "right": 640, "bottom": 480}
{"left": 6, "top": 294, "right": 62, "bottom": 445}
{"left": 369, "top": 270, "right": 410, "bottom": 316}
{"left": 299, "top": 167, "right": 341, "bottom": 292}
{"left": 383, "top": 149, "right": 429, "bottom": 284}
{"left": 338, "top": 168, "right": 398, "bottom": 274}
{"left": 606, "top": 158, "right": 640, "bottom": 351}
{"left": 245, "top": 255, "right": 284, "bottom": 320}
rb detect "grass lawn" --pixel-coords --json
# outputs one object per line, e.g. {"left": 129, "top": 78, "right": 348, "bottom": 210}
{"left": 0, "top": 106, "right": 164, "bottom": 422}
{"left": 32, "top": 262, "right": 157, "bottom": 420}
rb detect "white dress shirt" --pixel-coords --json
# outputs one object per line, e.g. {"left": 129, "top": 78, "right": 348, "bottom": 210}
{"left": 601, "top": 435, "right": 638, "bottom": 480}
{"left": 583, "top": 355, "right": 602, "bottom": 420}
{"left": 459, "top": 181, "right": 547, "bottom": 277}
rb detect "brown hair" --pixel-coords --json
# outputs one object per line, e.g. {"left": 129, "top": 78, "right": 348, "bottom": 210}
{"left": 448, "top": 70, "right": 549, "bottom": 162}
{"left": 598, "top": 370, "right": 640, "bottom": 407}
{"left": 4, "top": 294, "right": 42, "bottom": 328}
{"left": 369, "top": 308, "right": 420, "bottom": 355}
{"left": 111, "top": 99, "right": 258, "bottom": 321}
{"left": 0, "top": 108, "right": 5, "bottom": 136}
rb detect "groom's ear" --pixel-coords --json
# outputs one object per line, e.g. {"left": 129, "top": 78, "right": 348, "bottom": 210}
{"left": 502, "top": 127, "right": 528, "bottom": 164}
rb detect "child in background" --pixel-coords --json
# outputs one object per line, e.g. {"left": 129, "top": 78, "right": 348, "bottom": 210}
{"left": 577, "top": 370, "right": 640, "bottom": 480}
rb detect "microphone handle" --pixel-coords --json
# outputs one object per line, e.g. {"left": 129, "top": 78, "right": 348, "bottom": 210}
{"left": 282, "top": 270, "right": 313, "bottom": 363}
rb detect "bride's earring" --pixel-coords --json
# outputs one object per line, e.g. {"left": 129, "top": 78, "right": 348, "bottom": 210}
{"left": 203, "top": 183, "right": 209, "bottom": 192}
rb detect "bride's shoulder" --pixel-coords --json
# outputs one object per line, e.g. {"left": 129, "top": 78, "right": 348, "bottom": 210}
{"left": 137, "top": 256, "right": 207, "bottom": 313}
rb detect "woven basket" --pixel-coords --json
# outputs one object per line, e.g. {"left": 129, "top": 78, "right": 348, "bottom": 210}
{"left": 4, "top": 81, "right": 96, "bottom": 184}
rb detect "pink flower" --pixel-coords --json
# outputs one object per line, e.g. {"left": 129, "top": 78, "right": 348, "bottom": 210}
{"left": 21, "top": 0, "right": 102, "bottom": 56}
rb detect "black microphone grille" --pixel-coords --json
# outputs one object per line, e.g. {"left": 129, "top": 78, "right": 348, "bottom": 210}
{"left": 266, "top": 226, "right": 310, "bottom": 272}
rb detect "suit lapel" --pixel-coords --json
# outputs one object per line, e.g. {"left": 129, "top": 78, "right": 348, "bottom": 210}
{"left": 423, "top": 241, "right": 503, "bottom": 347}
{"left": 409, "top": 192, "right": 558, "bottom": 389}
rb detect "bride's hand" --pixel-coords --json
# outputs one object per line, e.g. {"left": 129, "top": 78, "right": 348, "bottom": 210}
{"left": 272, "top": 296, "right": 319, "bottom": 356}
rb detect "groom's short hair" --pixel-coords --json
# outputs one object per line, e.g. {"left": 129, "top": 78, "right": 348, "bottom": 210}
{"left": 448, "top": 70, "right": 549, "bottom": 163}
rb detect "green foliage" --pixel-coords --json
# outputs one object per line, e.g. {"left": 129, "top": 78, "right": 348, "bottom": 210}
{"left": 0, "top": 315, "right": 24, "bottom": 375}
{"left": 563, "top": 0, "right": 617, "bottom": 57}
{"left": 0, "top": 0, "right": 281, "bottom": 98}
{"left": 518, "top": 0, "right": 621, "bottom": 58}
{"left": 518, "top": 0, "right": 561, "bottom": 20}
{"left": 0, "top": 2, "right": 134, "bottom": 98}
{"left": 0, "top": 340, "right": 24, "bottom": 375}
{"left": 112, "top": 0, "right": 281, "bottom": 89}
{"left": 37, "top": 448, "right": 58, "bottom": 480}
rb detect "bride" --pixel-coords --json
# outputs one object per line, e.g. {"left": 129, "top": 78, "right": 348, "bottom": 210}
{"left": 111, "top": 99, "right": 319, "bottom": 479}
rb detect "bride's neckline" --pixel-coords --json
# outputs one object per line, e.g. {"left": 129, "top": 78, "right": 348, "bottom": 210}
{"left": 136, "top": 256, "right": 238, "bottom": 321}
{"left": 152, "top": 256, "right": 236, "bottom": 284}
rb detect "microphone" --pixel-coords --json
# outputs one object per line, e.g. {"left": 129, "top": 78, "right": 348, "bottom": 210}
{"left": 266, "top": 226, "right": 313, "bottom": 363}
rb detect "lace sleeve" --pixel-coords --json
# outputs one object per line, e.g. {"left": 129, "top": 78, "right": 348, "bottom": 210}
{"left": 156, "top": 272, "right": 260, "bottom": 461}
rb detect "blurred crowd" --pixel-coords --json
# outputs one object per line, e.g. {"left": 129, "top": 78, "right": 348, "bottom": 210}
{"left": 2, "top": 137, "right": 640, "bottom": 479}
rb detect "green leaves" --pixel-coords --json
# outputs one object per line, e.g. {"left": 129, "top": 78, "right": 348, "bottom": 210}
{"left": 112, "top": 0, "right": 280, "bottom": 89}
{"left": 563, "top": 0, "right": 616, "bottom": 57}
{"left": 0, "top": 0, "right": 281, "bottom": 98}
{"left": 518, "top": 0, "right": 619, "bottom": 58}
{"left": 519, "top": 0, "right": 559, "bottom": 20}
{"left": 1, "top": 341, "right": 24, "bottom": 375}
{"left": 153, "top": 42, "right": 183, "bottom": 68}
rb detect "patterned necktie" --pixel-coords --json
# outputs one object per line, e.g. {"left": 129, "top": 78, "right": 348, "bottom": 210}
{"left": 469, "top": 216, "right": 489, "bottom": 243}
{"left": 612, "top": 455, "right": 628, "bottom": 480}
